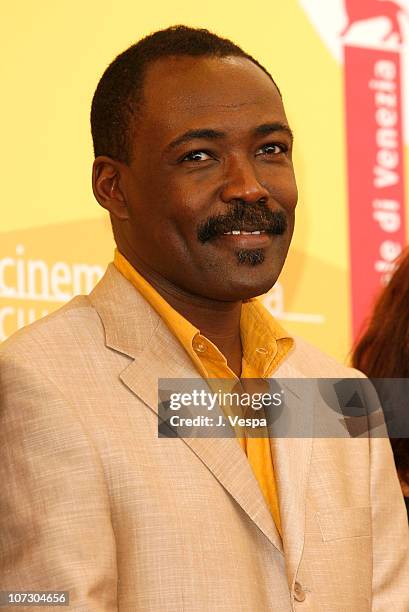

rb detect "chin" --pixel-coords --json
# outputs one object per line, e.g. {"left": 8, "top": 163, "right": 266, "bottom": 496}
{"left": 205, "top": 272, "right": 280, "bottom": 302}
{"left": 236, "top": 277, "right": 279, "bottom": 300}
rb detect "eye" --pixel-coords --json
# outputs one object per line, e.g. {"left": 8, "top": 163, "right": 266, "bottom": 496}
{"left": 181, "top": 150, "right": 212, "bottom": 162}
{"left": 256, "top": 143, "right": 287, "bottom": 156}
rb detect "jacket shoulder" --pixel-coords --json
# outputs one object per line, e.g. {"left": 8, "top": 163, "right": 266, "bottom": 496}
{"left": 0, "top": 296, "right": 102, "bottom": 363}
{"left": 278, "top": 335, "right": 365, "bottom": 378}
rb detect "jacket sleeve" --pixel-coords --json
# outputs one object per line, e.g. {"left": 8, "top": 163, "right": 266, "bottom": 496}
{"left": 368, "top": 408, "right": 409, "bottom": 610}
{"left": 0, "top": 352, "right": 118, "bottom": 611}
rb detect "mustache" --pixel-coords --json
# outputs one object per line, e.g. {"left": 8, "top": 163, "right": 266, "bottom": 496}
{"left": 197, "top": 203, "right": 288, "bottom": 243}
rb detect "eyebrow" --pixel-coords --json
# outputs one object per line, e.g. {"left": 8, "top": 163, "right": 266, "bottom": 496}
{"left": 165, "top": 122, "right": 294, "bottom": 152}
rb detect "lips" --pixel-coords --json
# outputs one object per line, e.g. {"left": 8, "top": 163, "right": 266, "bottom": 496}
{"left": 223, "top": 230, "right": 266, "bottom": 235}
{"left": 216, "top": 231, "right": 272, "bottom": 248}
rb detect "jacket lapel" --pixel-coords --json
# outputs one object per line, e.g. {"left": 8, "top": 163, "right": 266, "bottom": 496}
{"left": 269, "top": 361, "right": 313, "bottom": 587}
{"left": 89, "top": 264, "right": 283, "bottom": 553}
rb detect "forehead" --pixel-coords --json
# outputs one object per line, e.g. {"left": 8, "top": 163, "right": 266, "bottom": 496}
{"left": 139, "top": 55, "right": 287, "bottom": 137}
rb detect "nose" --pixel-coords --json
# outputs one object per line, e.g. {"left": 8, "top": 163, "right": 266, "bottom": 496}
{"left": 220, "top": 157, "right": 270, "bottom": 205}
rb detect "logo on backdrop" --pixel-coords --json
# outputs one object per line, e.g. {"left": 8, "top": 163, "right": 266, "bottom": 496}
{"left": 342, "top": 0, "right": 407, "bottom": 337}
{"left": 299, "top": 0, "right": 408, "bottom": 338}
{"left": 341, "top": 0, "right": 406, "bottom": 42}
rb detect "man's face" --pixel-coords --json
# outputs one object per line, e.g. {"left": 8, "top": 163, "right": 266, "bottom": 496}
{"left": 118, "top": 55, "right": 298, "bottom": 301}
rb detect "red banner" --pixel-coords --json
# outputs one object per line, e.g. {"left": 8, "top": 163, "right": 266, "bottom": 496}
{"left": 344, "top": 45, "right": 406, "bottom": 338}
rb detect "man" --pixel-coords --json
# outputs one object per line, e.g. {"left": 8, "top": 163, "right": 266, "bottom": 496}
{"left": 0, "top": 26, "right": 408, "bottom": 611}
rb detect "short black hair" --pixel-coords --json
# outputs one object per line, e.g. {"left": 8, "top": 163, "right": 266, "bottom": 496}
{"left": 90, "top": 25, "right": 280, "bottom": 164}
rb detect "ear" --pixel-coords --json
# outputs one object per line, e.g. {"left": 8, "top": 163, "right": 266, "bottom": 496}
{"left": 92, "top": 156, "right": 129, "bottom": 221}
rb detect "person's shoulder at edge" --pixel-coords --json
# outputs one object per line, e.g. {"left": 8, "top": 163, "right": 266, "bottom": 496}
{"left": 0, "top": 294, "right": 99, "bottom": 361}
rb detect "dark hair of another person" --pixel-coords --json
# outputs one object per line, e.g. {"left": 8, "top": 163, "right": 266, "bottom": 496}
{"left": 352, "top": 248, "right": 409, "bottom": 483}
{"left": 90, "top": 25, "right": 281, "bottom": 164}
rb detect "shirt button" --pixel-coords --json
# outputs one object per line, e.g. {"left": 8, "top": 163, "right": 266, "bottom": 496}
{"left": 255, "top": 347, "right": 268, "bottom": 355}
{"left": 293, "top": 582, "right": 306, "bottom": 602}
{"left": 194, "top": 342, "right": 206, "bottom": 354}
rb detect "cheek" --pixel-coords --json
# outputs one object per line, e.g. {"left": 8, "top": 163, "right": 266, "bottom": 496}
{"left": 166, "top": 181, "right": 211, "bottom": 228}
{"left": 269, "top": 170, "right": 298, "bottom": 211}
{"left": 148, "top": 189, "right": 204, "bottom": 250}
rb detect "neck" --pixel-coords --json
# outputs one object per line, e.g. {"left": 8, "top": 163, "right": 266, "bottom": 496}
{"left": 119, "top": 248, "right": 243, "bottom": 376}
{"left": 157, "top": 282, "right": 244, "bottom": 377}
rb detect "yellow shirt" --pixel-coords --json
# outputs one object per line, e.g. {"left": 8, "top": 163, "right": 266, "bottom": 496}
{"left": 114, "top": 249, "right": 293, "bottom": 536}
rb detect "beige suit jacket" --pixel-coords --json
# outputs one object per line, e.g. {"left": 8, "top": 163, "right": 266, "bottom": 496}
{"left": 0, "top": 264, "right": 408, "bottom": 611}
